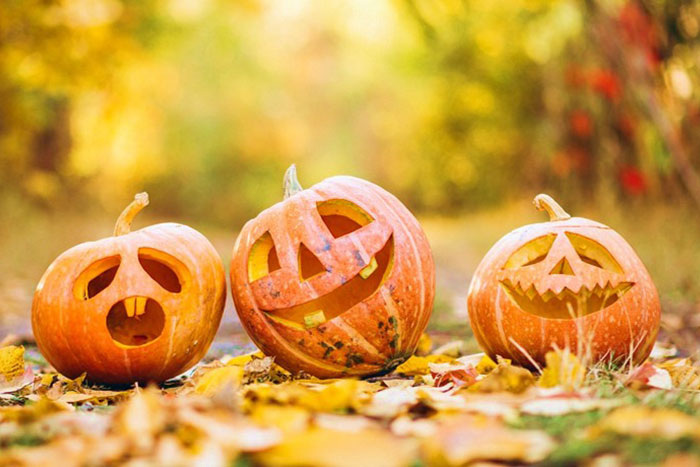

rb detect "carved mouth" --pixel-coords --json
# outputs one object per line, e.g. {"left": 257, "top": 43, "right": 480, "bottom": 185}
{"left": 106, "top": 296, "right": 165, "bottom": 346}
{"left": 263, "top": 235, "right": 394, "bottom": 329}
{"left": 500, "top": 279, "right": 634, "bottom": 320}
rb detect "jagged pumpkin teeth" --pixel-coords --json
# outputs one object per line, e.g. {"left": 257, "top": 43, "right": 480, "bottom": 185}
{"left": 32, "top": 193, "right": 226, "bottom": 385}
{"left": 468, "top": 194, "right": 660, "bottom": 368}
{"left": 230, "top": 165, "right": 435, "bottom": 378}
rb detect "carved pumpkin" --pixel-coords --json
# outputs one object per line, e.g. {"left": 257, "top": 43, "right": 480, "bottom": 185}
{"left": 32, "top": 193, "right": 226, "bottom": 385}
{"left": 467, "top": 194, "right": 660, "bottom": 368}
{"left": 230, "top": 166, "right": 435, "bottom": 378}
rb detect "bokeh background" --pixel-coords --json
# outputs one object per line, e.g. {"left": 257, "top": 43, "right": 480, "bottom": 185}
{"left": 2, "top": 0, "right": 700, "bottom": 351}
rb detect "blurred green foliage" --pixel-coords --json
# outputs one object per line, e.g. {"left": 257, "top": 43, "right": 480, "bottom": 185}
{"left": 2, "top": 0, "right": 700, "bottom": 225}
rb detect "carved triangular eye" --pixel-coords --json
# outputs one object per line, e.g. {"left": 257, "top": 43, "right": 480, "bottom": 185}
{"left": 74, "top": 256, "right": 121, "bottom": 300}
{"left": 317, "top": 199, "right": 373, "bottom": 238}
{"left": 565, "top": 232, "right": 623, "bottom": 273}
{"left": 138, "top": 249, "right": 183, "bottom": 293}
{"left": 299, "top": 243, "right": 325, "bottom": 280}
{"left": 503, "top": 234, "right": 556, "bottom": 269}
{"left": 248, "top": 232, "right": 281, "bottom": 281}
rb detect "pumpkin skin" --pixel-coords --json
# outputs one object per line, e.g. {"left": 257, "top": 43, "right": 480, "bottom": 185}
{"left": 32, "top": 193, "right": 226, "bottom": 385}
{"left": 467, "top": 194, "right": 660, "bottom": 368}
{"left": 230, "top": 166, "right": 435, "bottom": 378}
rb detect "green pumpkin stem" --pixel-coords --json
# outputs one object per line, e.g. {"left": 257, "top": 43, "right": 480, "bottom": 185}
{"left": 114, "top": 192, "right": 149, "bottom": 236}
{"left": 283, "top": 164, "right": 303, "bottom": 199}
{"left": 533, "top": 194, "right": 571, "bottom": 221}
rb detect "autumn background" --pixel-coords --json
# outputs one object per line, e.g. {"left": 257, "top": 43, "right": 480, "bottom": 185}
{"left": 2, "top": 0, "right": 700, "bottom": 354}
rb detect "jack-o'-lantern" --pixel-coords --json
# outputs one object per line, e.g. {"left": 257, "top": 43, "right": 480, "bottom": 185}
{"left": 32, "top": 193, "right": 226, "bottom": 385}
{"left": 230, "top": 166, "right": 435, "bottom": 378}
{"left": 467, "top": 194, "right": 660, "bottom": 368}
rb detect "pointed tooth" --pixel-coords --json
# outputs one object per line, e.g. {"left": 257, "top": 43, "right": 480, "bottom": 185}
{"left": 526, "top": 286, "right": 538, "bottom": 300}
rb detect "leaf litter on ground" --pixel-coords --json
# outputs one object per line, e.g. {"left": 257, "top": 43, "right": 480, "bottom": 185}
{"left": 1, "top": 336, "right": 700, "bottom": 466}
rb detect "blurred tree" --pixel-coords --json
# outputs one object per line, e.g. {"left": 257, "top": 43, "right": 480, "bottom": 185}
{"left": 2, "top": 0, "right": 700, "bottom": 224}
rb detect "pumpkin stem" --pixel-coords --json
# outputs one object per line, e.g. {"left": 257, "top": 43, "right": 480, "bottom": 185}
{"left": 533, "top": 194, "right": 571, "bottom": 221}
{"left": 283, "top": 164, "right": 303, "bottom": 199}
{"left": 114, "top": 192, "right": 149, "bottom": 236}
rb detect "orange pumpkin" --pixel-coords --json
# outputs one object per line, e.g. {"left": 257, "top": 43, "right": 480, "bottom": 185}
{"left": 230, "top": 166, "right": 435, "bottom": 378}
{"left": 467, "top": 194, "right": 660, "bottom": 368}
{"left": 32, "top": 193, "right": 226, "bottom": 385}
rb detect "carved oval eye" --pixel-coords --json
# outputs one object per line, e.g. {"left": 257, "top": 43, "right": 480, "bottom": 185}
{"left": 503, "top": 234, "right": 556, "bottom": 269}
{"left": 317, "top": 199, "right": 373, "bottom": 238}
{"left": 138, "top": 248, "right": 185, "bottom": 293}
{"left": 73, "top": 256, "right": 121, "bottom": 300}
{"left": 248, "top": 231, "right": 281, "bottom": 282}
{"left": 565, "top": 232, "right": 623, "bottom": 273}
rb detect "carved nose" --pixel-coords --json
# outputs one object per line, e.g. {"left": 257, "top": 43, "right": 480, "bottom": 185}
{"left": 549, "top": 258, "right": 575, "bottom": 275}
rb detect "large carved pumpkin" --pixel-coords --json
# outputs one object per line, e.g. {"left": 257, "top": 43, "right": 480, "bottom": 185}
{"left": 467, "top": 194, "right": 660, "bottom": 368}
{"left": 32, "top": 193, "right": 226, "bottom": 385}
{"left": 230, "top": 166, "right": 435, "bottom": 378}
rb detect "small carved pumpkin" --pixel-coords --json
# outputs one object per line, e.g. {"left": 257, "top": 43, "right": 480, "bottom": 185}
{"left": 32, "top": 193, "right": 226, "bottom": 385}
{"left": 230, "top": 166, "right": 435, "bottom": 378}
{"left": 467, "top": 194, "right": 660, "bottom": 368}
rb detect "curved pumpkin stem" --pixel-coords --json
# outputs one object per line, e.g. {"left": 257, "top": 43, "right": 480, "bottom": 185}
{"left": 533, "top": 194, "right": 571, "bottom": 221}
{"left": 114, "top": 192, "right": 149, "bottom": 236}
{"left": 283, "top": 164, "right": 303, "bottom": 199}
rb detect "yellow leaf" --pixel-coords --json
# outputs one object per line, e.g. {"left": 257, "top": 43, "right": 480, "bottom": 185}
{"left": 394, "top": 355, "right": 456, "bottom": 376}
{"left": 589, "top": 406, "right": 700, "bottom": 441}
{"left": 425, "top": 415, "right": 554, "bottom": 465}
{"left": 250, "top": 405, "right": 310, "bottom": 434}
{"left": 0, "top": 345, "right": 25, "bottom": 380}
{"left": 538, "top": 349, "right": 585, "bottom": 390}
{"left": 470, "top": 360, "right": 534, "bottom": 393}
{"left": 255, "top": 427, "right": 417, "bottom": 467}
{"left": 194, "top": 366, "right": 244, "bottom": 397}
{"left": 476, "top": 354, "right": 498, "bottom": 374}
{"left": 658, "top": 358, "right": 700, "bottom": 390}
{"left": 226, "top": 351, "right": 264, "bottom": 367}
{"left": 415, "top": 333, "right": 433, "bottom": 356}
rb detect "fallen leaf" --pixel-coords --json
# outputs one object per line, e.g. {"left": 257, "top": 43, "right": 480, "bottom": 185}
{"left": 627, "top": 362, "right": 673, "bottom": 390}
{"left": 255, "top": 427, "right": 418, "bottom": 467}
{"left": 658, "top": 358, "right": 700, "bottom": 390}
{"left": 394, "top": 355, "right": 457, "bottom": 376}
{"left": 430, "top": 363, "right": 478, "bottom": 388}
{"left": 520, "top": 393, "right": 623, "bottom": 416}
{"left": 194, "top": 365, "right": 244, "bottom": 397}
{"left": 0, "top": 345, "right": 25, "bottom": 380}
{"left": 470, "top": 360, "right": 534, "bottom": 393}
{"left": 589, "top": 405, "right": 700, "bottom": 441}
{"left": 424, "top": 415, "right": 554, "bottom": 465}
{"left": 538, "top": 349, "right": 585, "bottom": 390}
{"left": 415, "top": 333, "right": 433, "bottom": 356}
